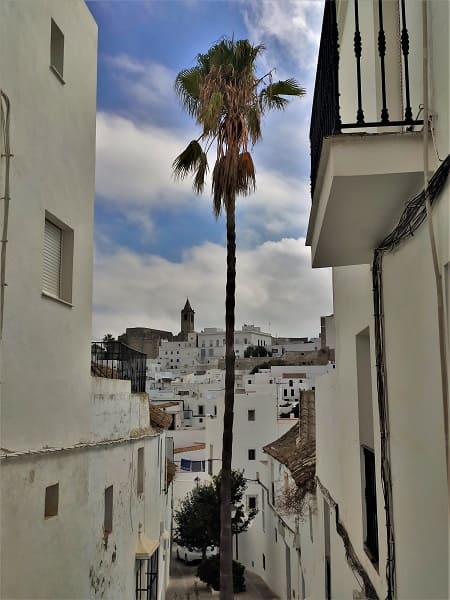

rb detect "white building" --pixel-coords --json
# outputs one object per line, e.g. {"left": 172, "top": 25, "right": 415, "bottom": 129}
{"left": 0, "top": 3, "right": 171, "bottom": 598}
{"left": 198, "top": 323, "right": 272, "bottom": 361}
{"left": 304, "top": 1, "right": 449, "bottom": 598}
{"left": 158, "top": 323, "right": 273, "bottom": 375}
{"left": 236, "top": 391, "right": 316, "bottom": 600}
{"left": 158, "top": 331, "right": 200, "bottom": 372}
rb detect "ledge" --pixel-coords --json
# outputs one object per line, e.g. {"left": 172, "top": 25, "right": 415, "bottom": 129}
{"left": 306, "top": 131, "right": 436, "bottom": 268}
{"left": 41, "top": 290, "right": 73, "bottom": 308}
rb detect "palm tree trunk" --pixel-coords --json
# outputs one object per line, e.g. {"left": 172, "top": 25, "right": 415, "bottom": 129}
{"left": 220, "top": 197, "right": 236, "bottom": 599}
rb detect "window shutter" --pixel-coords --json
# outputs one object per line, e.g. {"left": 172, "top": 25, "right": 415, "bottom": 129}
{"left": 43, "top": 219, "right": 62, "bottom": 296}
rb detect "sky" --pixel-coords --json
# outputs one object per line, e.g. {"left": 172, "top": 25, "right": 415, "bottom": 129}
{"left": 87, "top": 0, "right": 332, "bottom": 340}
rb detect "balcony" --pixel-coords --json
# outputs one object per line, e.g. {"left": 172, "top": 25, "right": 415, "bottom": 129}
{"left": 91, "top": 340, "right": 147, "bottom": 393}
{"left": 307, "top": 0, "right": 434, "bottom": 268}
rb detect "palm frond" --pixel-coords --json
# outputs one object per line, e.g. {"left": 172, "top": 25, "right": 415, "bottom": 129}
{"left": 201, "top": 91, "right": 224, "bottom": 134}
{"left": 237, "top": 151, "right": 256, "bottom": 196}
{"left": 246, "top": 105, "right": 262, "bottom": 145}
{"left": 175, "top": 68, "right": 202, "bottom": 117}
{"left": 259, "top": 78, "right": 306, "bottom": 112}
{"left": 193, "top": 151, "right": 209, "bottom": 194}
{"left": 173, "top": 140, "right": 205, "bottom": 181}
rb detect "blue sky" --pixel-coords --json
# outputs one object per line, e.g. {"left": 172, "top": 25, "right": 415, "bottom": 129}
{"left": 87, "top": 0, "right": 332, "bottom": 339}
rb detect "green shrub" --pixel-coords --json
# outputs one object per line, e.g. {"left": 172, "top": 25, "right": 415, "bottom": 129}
{"left": 197, "top": 555, "right": 246, "bottom": 592}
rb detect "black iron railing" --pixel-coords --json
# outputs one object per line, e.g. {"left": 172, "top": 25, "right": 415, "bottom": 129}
{"left": 310, "top": 0, "right": 424, "bottom": 197}
{"left": 91, "top": 341, "right": 147, "bottom": 393}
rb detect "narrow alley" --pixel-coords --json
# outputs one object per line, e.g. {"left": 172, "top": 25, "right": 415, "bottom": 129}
{"left": 166, "top": 549, "right": 279, "bottom": 600}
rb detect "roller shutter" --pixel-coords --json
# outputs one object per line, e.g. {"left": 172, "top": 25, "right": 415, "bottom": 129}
{"left": 43, "top": 219, "right": 62, "bottom": 297}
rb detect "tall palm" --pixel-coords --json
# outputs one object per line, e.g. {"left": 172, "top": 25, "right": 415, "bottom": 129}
{"left": 173, "top": 39, "right": 304, "bottom": 599}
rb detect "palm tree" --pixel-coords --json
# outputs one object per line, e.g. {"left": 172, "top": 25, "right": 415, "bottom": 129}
{"left": 173, "top": 38, "right": 304, "bottom": 598}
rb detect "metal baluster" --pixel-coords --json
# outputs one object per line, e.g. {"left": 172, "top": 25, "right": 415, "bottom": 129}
{"left": 377, "top": 0, "right": 389, "bottom": 123}
{"left": 353, "top": 0, "right": 365, "bottom": 124}
{"left": 331, "top": 0, "right": 342, "bottom": 132}
{"left": 400, "top": 0, "right": 413, "bottom": 123}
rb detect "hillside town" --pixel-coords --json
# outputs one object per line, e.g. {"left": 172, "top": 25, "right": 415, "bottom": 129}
{"left": 1, "top": 1, "right": 449, "bottom": 600}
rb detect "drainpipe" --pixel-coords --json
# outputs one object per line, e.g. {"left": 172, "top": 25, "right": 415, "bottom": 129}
{"left": 0, "top": 90, "right": 11, "bottom": 340}
{"left": 422, "top": 1, "right": 450, "bottom": 512}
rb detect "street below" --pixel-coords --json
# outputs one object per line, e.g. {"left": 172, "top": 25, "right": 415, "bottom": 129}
{"left": 166, "top": 548, "right": 279, "bottom": 599}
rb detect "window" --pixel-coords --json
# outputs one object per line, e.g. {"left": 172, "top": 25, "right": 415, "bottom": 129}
{"left": 104, "top": 485, "right": 113, "bottom": 533}
{"left": 50, "top": 19, "right": 64, "bottom": 81}
{"left": 289, "top": 379, "right": 293, "bottom": 387}
{"left": 262, "top": 554, "right": 266, "bottom": 570}
{"left": 247, "top": 409, "right": 255, "bottom": 421}
{"left": 42, "top": 215, "right": 73, "bottom": 303}
{"left": 363, "top": 447, "right": 379, "bottom": 564}
{"left": 44, "top": 483, "right": 59, "bottom": 518}
{"left": 216, "top": 340, "right": 219, "bottom": 346}
{"left": 275, "top": 527, "right": 278, "bottom": 543}
{"left": 137, "top": 447, "right": 144, "bottom": 495}
{"left": 356, "top": 328, "right": 378, "bottom": 565}
{"left": 247, "top": 495, "right": 257, "bottom": 511}
{"left": 136, "top": 548, "right": 159, "bottom": 600}
{"left": 248, "top": 379, "right": 251, "bottom": 385}
{"left": 198, "top": 405, "right": 204, "bottom": 416}
{"left": 248, "top": 449, "right": 256, "bottom": 461}
{"left": 291, "top": 389, "right": 295, "bottom": 397}
{"left": 284, "top": 389, "right": 288, "bottom": 397}
{"left": 261, "top": 491, "right": 266, "bottom": 532}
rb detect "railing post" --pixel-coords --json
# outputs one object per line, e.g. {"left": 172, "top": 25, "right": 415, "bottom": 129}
{"left": 353, "top": 0, "right": 365, "bottom": 125}
{"left": 331, "top": 0, "right": 342, "bottom": 133}
{"left": 377, "top": 0, "right": 390, "bottom": 124}
{"left": 400, "top": 0, "right": 413, "bottom": 124}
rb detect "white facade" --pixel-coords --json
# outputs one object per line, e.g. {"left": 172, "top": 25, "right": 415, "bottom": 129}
{"left": 0, "top": 4, "right": 171, "bottom": 598}
{"left": 305, "top": 1, "right": 450, "bottom": 599}
{"left": 157, "top": 324, "right": 273, "bottom": 375}
{"left": 158, "top": 332, "right": 200, "bottom": 372}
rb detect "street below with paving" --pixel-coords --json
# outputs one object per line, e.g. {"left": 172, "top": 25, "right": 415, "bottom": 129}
{"left": 167, "top": 549, "right": 279, "bottom": 599}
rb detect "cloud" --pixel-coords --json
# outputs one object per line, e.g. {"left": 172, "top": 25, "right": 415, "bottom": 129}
{"left": 96, "top": 111, "right": 312, "bottom": 246}
{"left": 241, "top": 0, "right": 323, "bottom": 75}
{"left": 92, "top": 237, "right": 332, "bottom": 340}
{"left": 96, "top": 111, "right": 193, "bottom": 205}
{"left": 104, "top": 54, "right": 177, "bottom": 116}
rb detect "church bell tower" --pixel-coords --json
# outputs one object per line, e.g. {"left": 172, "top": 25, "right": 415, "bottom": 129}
{"left": 180, "top": 298, "right": 195, "bottom": 339}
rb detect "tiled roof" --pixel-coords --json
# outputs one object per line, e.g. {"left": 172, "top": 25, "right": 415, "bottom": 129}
{"left": 263, "top": 391, "right": 316, "bottom": 491}
{"left": 173, "top": 443, "right": 206, "bottom": 454}
{"left": 149, "top": 403, "right": 172, "bottom": 429}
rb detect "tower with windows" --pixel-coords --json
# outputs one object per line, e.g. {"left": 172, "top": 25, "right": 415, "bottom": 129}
{"left": 180, "top": 298, "right": 195, "bottom": 338}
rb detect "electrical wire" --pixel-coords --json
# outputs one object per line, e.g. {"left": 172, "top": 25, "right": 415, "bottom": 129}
{"left": 373, "top": 152, "right": 450, "bottom": 600}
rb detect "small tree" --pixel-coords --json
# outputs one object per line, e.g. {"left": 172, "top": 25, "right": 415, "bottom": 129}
{"left": 173, "top": 470, "right": 256, "bottom": 558}
{"left": 173, "top": 484, "right": 217, "bottom": 559}
{"left": 244, "top": 345, "right": 270, "bottom": 358}
{"left": 102, "top": 333, "right": 115, "bottom": 342}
